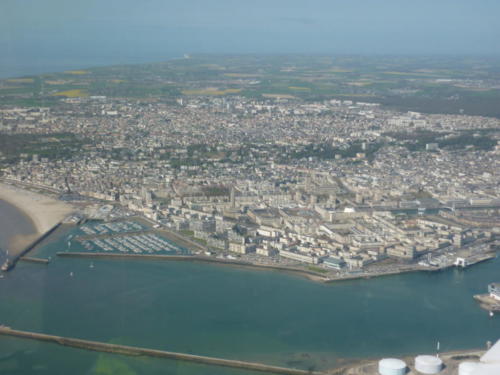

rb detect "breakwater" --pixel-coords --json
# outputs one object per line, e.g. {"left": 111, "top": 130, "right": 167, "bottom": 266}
{"left": 19, "top": 256, "right": 49, "bottom": 264}
{"left": 0, "top": 327, "right": 325, "bottom": 375}
{"left": 4, "top": 222, "right": 61, "bottom": 271}
{"left": 56, "top": 252, "right": 329, "bottom": 281}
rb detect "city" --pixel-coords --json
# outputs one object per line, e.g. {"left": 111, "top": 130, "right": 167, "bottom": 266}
{"left": 1, "top": 1, "right": 500, "bottom": 373}
{"left": 0, "top": 78, "right": 498, "bottom": 281}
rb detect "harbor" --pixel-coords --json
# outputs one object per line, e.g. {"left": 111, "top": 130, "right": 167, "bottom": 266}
{"left": 1, "top": 191, "right": 499, "bottom": 374}
{"left": 1, "top": 228, "right": 500, "bottom": 374}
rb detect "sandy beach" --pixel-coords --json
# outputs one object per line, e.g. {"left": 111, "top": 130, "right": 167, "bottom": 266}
{"left": 0, "top": 182, "right": 75, "bottom": 255}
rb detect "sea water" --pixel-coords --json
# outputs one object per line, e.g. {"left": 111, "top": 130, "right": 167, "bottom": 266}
{"left": 0, "top": 204, "right": 499, "bottom": 375}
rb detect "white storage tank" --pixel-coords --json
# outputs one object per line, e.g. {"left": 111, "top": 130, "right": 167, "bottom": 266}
{"left": 415, "top": 355, "right": 443, "bottom": 374}
{"left": 378, "top": 358, "right": 407, "bottom": 375}
{"left": 459, "top": 362, "right": 500, "bottom": 375}
{"left": 458, "top": 362, "right": 479, "bottom": 375}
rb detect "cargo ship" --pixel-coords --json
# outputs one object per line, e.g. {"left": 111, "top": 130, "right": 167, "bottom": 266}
{"left": 474, "top": 283, "right": 500, "bottom": 314}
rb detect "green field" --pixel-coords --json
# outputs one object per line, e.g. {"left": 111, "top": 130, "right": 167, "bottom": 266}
{"left": 2, "top": 55, "right": 500, "bottom": 117}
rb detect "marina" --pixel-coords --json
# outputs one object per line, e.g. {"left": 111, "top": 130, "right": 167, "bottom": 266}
{"left": 59, "top": 220, "right": 191, "bottom": 256}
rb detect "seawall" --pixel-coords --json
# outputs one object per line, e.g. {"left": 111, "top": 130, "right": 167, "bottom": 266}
{"left": 0, "top": 326, "right": 325, "bottom": 375}
{"left": 56, "top": 252, "right": 329, "bottom": 282}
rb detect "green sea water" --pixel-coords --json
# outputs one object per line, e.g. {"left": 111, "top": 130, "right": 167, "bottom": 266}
{"left": 0, "top": 220, "right": 499, "bottom": 374}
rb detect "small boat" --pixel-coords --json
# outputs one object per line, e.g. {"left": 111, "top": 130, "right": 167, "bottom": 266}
{"left": 89, "top": 262, "right": 94, "bottom": 269}
{"left": 490, "top": 311, "right": 495, "bottom": 317}
{"left": 1, "top": 261, "right": 11, "bottom": 272}
{"left": 69, "top": 272, "right": 74, "bottom": 277}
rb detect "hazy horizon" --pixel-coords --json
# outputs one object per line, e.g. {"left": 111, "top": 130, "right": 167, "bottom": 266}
{"left": 1, "top": 0, "right": 500, "bottom": 77}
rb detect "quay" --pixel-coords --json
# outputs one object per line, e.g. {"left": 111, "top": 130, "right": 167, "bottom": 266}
{"left": 56, "top": 252, "right": 329, "bottom": 281}
{"left": 0, "top": 326, "right": 325, "bottom": 375}
{"left": 55, "top": 250, "right": 497, "bottom": 284}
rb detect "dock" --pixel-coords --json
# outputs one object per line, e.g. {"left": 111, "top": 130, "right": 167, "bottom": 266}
{"left": 0, "top": 326, "right": 325, "bottom": 375}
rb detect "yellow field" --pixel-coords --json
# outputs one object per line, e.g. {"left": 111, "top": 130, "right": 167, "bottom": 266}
{"left": 6, "top": 78, "right": 34, "bottom": 83}
{"left": 288, "top": 86, "right": 311, "bottom": 91}
{"left": 52, "top": 89, "right": 88, "bottom": 97}
{"left": 181, "top": 88, "right": 242, "bottom": 95}
{"left": 262, "top": 93, "right": 296, "bottom": 99}
{"left": 453, "top": 85, "right": 490, "bottom": 91}
{"left": 64, "top": 70, "right": 89, "bottom": 75}
{"left": 329, "top": 67, "right": 353, "bottom": 73}
{"left": 45, "top": 80, "right": 71, "bottom": 85}
{"left": 347, "top": 81, "right": 373, "bottom": 87}
{"left": 199, "top": 64, "right": 226, "bottom": 70}
{"left": 383, "top": 71, "right": 431, "bottom": 76}
{"left": 224, "top": 73, "right": 260, "bottom": 78}
{"left": 330, "top": 93, "right": 375, "bottom": 98}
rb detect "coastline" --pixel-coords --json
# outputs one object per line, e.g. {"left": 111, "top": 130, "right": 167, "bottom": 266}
{"left": 0, "top": 182, "right": 74, "bottom": 256}
{"left": 55, "top": 251, "right": 498, "bottom": 284}
{"left": 56, "top": 252, "right": 331, "bottom": 282}
{"left": 1, "top": 182, "right": 496, "bottom": 283}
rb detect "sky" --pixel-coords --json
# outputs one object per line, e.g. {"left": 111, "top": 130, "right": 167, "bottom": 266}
{"left": 0, "top": 0, "right": 499, "bottom": 76}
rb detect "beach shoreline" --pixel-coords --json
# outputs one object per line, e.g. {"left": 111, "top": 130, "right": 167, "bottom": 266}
{"left": 0, "top": 182, "right": 74, "bottom": 256}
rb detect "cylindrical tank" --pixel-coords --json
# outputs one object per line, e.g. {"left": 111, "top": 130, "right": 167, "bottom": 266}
{"left": 458, "top": 362, "right": 479, "bottom": 375}
{"left": 415, "top": 355, "right": 443, "bottom": 374}
{"left": 378, "top": 358, "right": 407, "bottom": 375}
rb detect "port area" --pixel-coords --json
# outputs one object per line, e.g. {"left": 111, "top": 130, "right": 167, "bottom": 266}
{"left": 338, "top": 350, "right": 485, "bottom": 375}
{"left": 4, "top": 211, "right": 496, "bottom": 285}
{"left": 473, "top": 294, "right": 500, "bottom": 313}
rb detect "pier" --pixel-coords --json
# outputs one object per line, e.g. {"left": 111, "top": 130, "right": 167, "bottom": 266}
{"left": 0, "top": 326, "right": 325, "bottom": 375}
